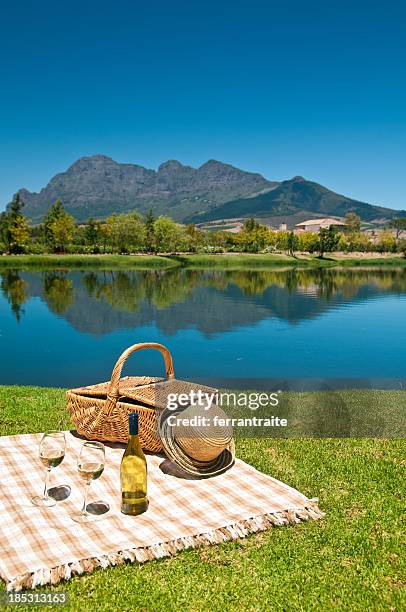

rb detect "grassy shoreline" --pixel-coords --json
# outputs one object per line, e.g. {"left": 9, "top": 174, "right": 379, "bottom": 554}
{"left": 0, "top": 386, "right": 405, "bottom": 611}
{"left": 0, "top": 252, "right": 405, "bottom": 270}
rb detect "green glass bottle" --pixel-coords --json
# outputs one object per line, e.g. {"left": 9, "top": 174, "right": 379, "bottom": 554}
{"left": 120, "top": 413, "right": 148, "bottom": 516}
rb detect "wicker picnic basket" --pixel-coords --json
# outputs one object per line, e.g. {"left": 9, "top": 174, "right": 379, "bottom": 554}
{"left": 67, "top": 342, "right": 215, "bottom": 452}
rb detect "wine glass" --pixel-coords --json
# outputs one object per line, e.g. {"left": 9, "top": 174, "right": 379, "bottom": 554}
{"left": 71, "top": 441, "right": 105, "bottom": 523}
{"left": 32, "top": 431, "right": 66, "bottom": 507}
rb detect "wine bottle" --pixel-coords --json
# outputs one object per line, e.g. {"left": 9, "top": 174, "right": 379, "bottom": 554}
{"left": 120, "top": 413, "right": 149, "bottom": 516}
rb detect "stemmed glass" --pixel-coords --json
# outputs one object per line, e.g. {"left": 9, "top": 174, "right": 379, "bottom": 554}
{"left": 32, "top": 431, "right": 66, "bottom": 507}
{"left": 71, "top": 441, "right": 105, "bottom": 523}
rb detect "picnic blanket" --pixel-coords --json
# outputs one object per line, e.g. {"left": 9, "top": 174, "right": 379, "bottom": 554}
{"left": 0, "top": 432, "right": 324, "bottom": 591}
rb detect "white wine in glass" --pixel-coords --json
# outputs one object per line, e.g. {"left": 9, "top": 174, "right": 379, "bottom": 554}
{"left": 71, "top": 441, "right": 105, "bottom": 523}
{"left": 32, "top": 431, "right": 66, "bottom": 507}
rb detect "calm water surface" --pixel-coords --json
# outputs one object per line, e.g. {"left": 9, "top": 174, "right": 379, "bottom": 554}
{"left": 0, "top": 268, "right": 405, "bottom": 387}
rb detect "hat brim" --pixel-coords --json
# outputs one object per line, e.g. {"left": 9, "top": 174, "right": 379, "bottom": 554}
{"left": 158, "top": 408, "right": 235, "bottom": 477}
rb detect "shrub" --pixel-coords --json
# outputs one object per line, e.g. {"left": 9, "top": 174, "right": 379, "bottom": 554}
{"left": 397, "top": 239, "right": 406, "bottom": 258}
{"left": 377, "top": 231, "right": 397, "bottom": 253}
{"left": 297, "top": 231, "right": 319, "bottom": 253}
{"left": 26, "top": 242, "right": 49, "bottom": 255}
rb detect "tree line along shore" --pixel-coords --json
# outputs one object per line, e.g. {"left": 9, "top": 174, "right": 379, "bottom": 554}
{"left": 1, "top": 194, "right": 406, "bottom": 260}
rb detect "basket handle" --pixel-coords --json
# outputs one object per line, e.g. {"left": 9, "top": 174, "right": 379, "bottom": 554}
{"left": 106, "top": 342, "right": 174, "bottom": 403}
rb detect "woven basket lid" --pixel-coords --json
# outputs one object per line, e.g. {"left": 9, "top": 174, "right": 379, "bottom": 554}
{"left": 71, "top": 377, "right": 218, "bottom": 411}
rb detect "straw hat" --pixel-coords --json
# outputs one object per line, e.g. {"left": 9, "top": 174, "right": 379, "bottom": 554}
{"left": 158, "top": 403, "right": 235, "bottom": 477}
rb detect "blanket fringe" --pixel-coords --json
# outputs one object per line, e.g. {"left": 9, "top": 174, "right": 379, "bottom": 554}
{"left": 7, "top": 500, "right": 324, "bottom": 592}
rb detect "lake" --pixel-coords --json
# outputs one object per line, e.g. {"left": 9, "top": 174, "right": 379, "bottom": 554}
{"left": 0, "top": 267, "right": 405, "bottom": 388}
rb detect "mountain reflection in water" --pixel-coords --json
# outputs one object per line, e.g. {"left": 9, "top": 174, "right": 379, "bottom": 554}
{"left": 2, "top": 268, "right": 406, "bottom": 334}
{"left": 0, "top": 267, "right": 405, "bottom": 385}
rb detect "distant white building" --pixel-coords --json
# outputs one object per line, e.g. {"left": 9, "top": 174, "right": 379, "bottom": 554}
{"left": 295, "top": 217, "right": 347, "bottom": 233}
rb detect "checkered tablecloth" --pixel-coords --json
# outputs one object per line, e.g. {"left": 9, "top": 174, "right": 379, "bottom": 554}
{"left": 0, "top": 432, "right": 324, "bottom": 591}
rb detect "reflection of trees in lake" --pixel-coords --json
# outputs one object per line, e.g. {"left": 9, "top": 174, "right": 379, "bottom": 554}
{"left": 145, "top": 270, "right": 201, "bottom": 309}
{"left": 81, "top": 269, "right": 201, "bottom": 312}
{"left": 82, "top": 272, "right": 98, "bottom": 297}
{"left": 0, "top": 270, "right": 28, "bottom": 322}
{"left": 95, "top": 271, "right": 146, "bottom": 312}
{"left": 43, "top": 272, "right": 74, "bottom": 314}
{"left": 68, "top": 267, "right": 406, "bottom": 334}
{"left": 221, "top": 270, "right": 275, "bottom": 295}
{"left": 43, "top": 267, "right": 406, "bottom": 311}
{"left": 222, "top": 268, "right": 406, "bottom": 301}
{"left": 327, "top": 269, "right": 406, "bottom": 299}
{"left": 1, "top": 267, "right": 405, "bottom": 332}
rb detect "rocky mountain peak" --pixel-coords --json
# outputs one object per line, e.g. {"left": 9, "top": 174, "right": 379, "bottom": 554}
{"left": 12, "top": 155, "right": 273, "bottom": 223}
{"left": 158, "top": 160, "right": 186, "bottom": 173}
{"left": 198, "top": 159, "right": 234, "bottom": 172}
{"left": 66, "top": 155, "right": 117, "bottom": 174}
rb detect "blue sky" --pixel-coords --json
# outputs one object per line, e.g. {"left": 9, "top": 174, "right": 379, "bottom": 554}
{"left": 0, "top": 0, "right": 405, "bottom": 211}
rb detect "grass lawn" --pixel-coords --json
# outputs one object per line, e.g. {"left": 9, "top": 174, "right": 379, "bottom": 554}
{"left": 173, "top": 253, "right": 406, "bottom": 269}
{"left": 0, "top": 254, "right": 177, "bottom": 269}
{"left": 0, "top": 386, "right": 404, "bottom": 611}
{"left": 0, "top": 253, "right": 405, "bottom": 270}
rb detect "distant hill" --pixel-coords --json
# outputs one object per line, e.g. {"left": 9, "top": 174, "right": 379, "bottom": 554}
{"left": 11, "top": 155, "right": 405, "bottom": 224}
{"left": 189, "top": 176, "right": 404, "bottom": 224}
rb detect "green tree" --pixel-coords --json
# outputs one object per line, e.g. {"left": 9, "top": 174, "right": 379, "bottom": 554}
{"left": 378, "top": 230, "right": 397, "bottom": 253}
{"left": 43, "top": 199, "right": 73, "bottom": 251}
{"left": 243, "top": 217, "right": 259, "bottom": 232}
{"left": 207, "top": 230, "right": 229, "bottom": 252}
{"left": 185, "top": 224, "right": 205, "bottom": 252}
{"left": 389, "top": 217, "right": 406, "bottom": 239}
{"left": 275, "top": 230, "right": 290, "bottom": 252}
{"left": 317, "top": 227, "right": 340, "bottom": 257}
{"left": 154, "top": 216, "right": 182, "bottom": 253}
{"left": 85, "top": 218, "right": 103, "bottom": 252}
{"left": 5, "top": 194, "right": 30, "bottom": 254}
{"left": 85, "top": 218, "right": 98, "bottom": 244}
{"left": 237, "top": 224, "right": 270, "bottom": 253}
{"left": 0, "top": 212, "right": 10, "bottom": 252}
{"left": 99, "top": 223, "right": 111, "bottom": 253}
{"left": 9, "top": 192, "right": 24, "bottom": 217}
{"left": 10, "top": 215, "right": 30, "bottom": 252}
{"left": 145, "top": 209, "right": 156, "bottom": 253}
{"left": 287, "top": 231, "right": 298, "bottom": 256}
{"left": 337, "top": 232, "right": 349, "bottom": 252}
{"left": 49, "top": 214, "right": 76, "bottom": 252}
{"left": 398, "top": 239, "right": 406, "bottom": 258}
{"left": 345, "top": 212, "right": 361, "bottom": 233}
{"left": 105, "top": 212, "right": 147, "bottom": 253}
{"left": 297, "top": 231, "right": 319, "bottom": 253}
{"left": 343, "top": 231, "right": 373, "bottom": 253}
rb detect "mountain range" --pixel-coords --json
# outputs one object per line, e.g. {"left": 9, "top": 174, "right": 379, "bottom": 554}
{"left": 12, "top": 154, "right": 405, "bottom": 225}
